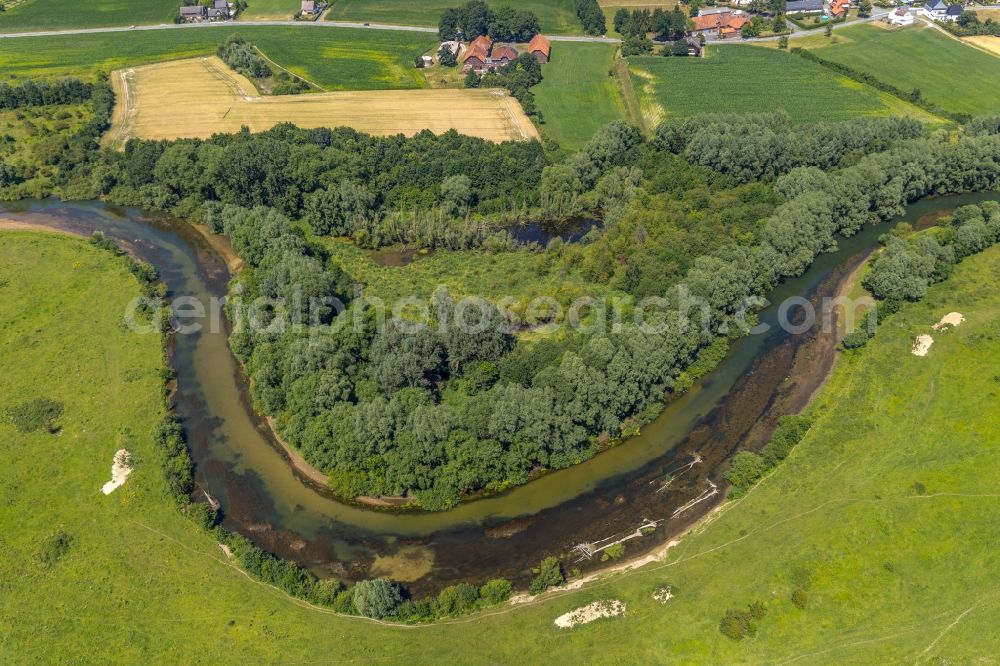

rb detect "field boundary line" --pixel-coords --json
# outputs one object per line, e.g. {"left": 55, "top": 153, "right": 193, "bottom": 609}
{"left": 612, "top": 53, "right": 645, "bottom": 134}
{"left": 252, "top": 45, "right": 326, "bottom": 91}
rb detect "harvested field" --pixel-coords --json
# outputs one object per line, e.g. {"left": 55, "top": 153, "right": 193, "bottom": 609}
{"left": 963, "top": 35, "right": 1000, "bottom": 58}
{"left": 106, "top": 57, "right": 538, "bottom": 147}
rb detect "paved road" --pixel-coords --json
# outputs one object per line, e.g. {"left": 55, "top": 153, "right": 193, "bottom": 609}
{"left": 0, "top": 18, "right": 620, "bottom": 42}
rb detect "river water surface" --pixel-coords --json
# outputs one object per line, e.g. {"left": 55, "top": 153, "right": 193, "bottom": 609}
{"left": 2, "top": 193, "right": 995, "bottom": 593}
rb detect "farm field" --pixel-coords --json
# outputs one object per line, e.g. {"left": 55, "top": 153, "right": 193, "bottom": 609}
{"left": 629, "top": 45, "right": 939, "bottom": 127}
{"left": 4, "top": 229, "right": 1000, "bottom": 662}
{"left": 327, "top": 0, "right": 582, "bottom": 34}
{"left": 0, "top": 26, "right": 434, "bottom": 89}
{"left": 533, "top": 42, "right": 624, "bottom": 150}
{"left": 810, "top": 24, "right": 1000, "bottom": 117}
{"left": 963, "top": 35, "right": 1000, "bottom": 58}
{"left": 0, "top": 0, "right": 177, "bottom": 33}
{"left": 107, "top": 57, "right": 538, "bottom": 144}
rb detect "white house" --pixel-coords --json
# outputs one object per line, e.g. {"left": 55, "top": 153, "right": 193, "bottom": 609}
{"left": 887, "top": 6, "right": 914, "bottom": 25}
{"left": 922, "top": 0, "right": 963, "bottom": 21}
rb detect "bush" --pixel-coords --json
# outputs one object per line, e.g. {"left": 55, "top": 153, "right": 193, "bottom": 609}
{"left": 437, "top": 582, "right": 479, "bottom": 614}
{"left": 719, "top": 608, "right": 755, "bottom": 641}
{"left": 601, "top": 542, "right": 626, "bottom": 561}
{"left": 352, "top": 578, "right": 403, "bottom": 618}
{"left": 479, "top": 578, "right": 513, "bottom": 604}
{"left": 841, "top": 328, "right": 871, "bottom": 350}
{"left": 724, "top": 451, "right": 768, "bottom": 494}
{"left": 529, "top": 556, "right": 564, "bottom": 594}
{"left": 38, "top": 529, "right": 73, "bottom": 568}
{"left": 5, "top": 397, "right": 64, "bottom": 433}
{"left": 791, "top": 588, "right": 808, "bottom": 609}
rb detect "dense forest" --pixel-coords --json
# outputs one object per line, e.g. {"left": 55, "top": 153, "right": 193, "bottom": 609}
{"left": 76, "top": 107, "right": 1000, "bottom": 508}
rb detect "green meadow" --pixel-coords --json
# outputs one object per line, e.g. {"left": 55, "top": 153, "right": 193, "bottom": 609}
{"left": 0, "top": 0, "right": 178, "bottom": 33}
{"left": 238, "top": 0, "right": 300, "bottom": 20}
{"left": 328, "top": 0, "right": 582, "bottom": 35}
{"left": 3, "top": 218, "right": 1000, "bottom": 661}
{"left": 810, "top": 23, "right": 1000, "bottom": 117}
{"left": 0, "top": 26, "right": 435, "bottom": 89}
{"left": 533, "top": 42, "right": 625, "bottom": 150}
{"left": 629, "top": 44, "right": 939, "bottom": 126}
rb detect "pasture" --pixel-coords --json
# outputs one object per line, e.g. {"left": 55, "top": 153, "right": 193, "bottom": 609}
{"left": 106, "top": 57, "right": 538, "bottom": 145}
{"left": 0, "top": 26, "right": 434, "bottom": 88}
{"left": 532, "top": 42, "right": 625, "bottom": 150}
{"left": 810, "top": 24, "right": 1000, "bottom": 117}
{"left": 4, "top": 230, "right": 1000, "bottom": 662}
{"left": 239, "top": 0, "right": 300, "bottom": 20}
{"left": 327, "top": 0, "right": 582, "bottom": 34}
{"left": 0, "top": 0, "right": 177, "bottom": 33}
{"left": 629, "top": 45, "right": 938, "bottom": 127}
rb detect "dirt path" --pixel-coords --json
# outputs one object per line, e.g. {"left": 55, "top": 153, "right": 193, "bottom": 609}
{"left": 0, "top": 219, "right": 80, "bottom": 236}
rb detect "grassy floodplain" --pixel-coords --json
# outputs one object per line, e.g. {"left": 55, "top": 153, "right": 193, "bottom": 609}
{"left": 3, "top": 224, "right": 1000, "bottom": 661}
{"left": 327, "top": 0, "right": 582, "bottom": 35}
{"left": 809, "top": 23, "right": 1000, "bottom": 117}
{"left": 0, "top": 26, "right": 435, "bottom": 89}
{"left": 533, "top": 42, "right": 625, "bottom": 150}
{"left": 629, "top": 44, "right": 941, "bottom": 127}
{"left": 0, "top": 0, "right": 178, "bottom": 33}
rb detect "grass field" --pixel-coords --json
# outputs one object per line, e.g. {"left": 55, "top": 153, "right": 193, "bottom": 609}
{"left": 239, "top": 0, "right": 300, "bottom": 20}
{"left": 107, "top": 56, "right": 538, "bottom": 145}
{"left": 3, "top": 228, "right": 1000, "bottom": 662}
{"left": 327, "top": 0, "right": 582, "bottom": 35}
{"left": 810, "top": 24, "right": 1000, "bottom": 117}
{"left": 629, "top": 44, "right": 940, "bottom": 127}
{"left": 0, "top": 0, "right": 177, "bottom": 33}
{"left": 0, "top": 26, "right": 435, "bottom": 89}
{"left": 533, "top": 42, "right": 625, "bottom": 150}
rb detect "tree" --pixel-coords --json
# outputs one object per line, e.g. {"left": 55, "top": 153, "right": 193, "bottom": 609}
{"left": 613, "top": 7, "right": 630, "bottom": 34}
{"left": 437, "top": 582, "right": 479, "bottom": 614}
{"left": 824, "top": 22, "right": 833, "bottom": 37}
{"left": 858, "top": 0, "right": 872, "bottom": 17}
{"left": 479, "top": 578, "right": 513, "bottom": 604}
{"left": 771, "top": 14, "right": 787, "bottom": 33}
{"left": 529, "top": 556, "right": 564, "bottom": 593}
{"left": 440, "top": 174, "right": 474, "bottom": 216}
{"left": 437, "top": 45, "right": 458, "bottom": 67}
{"left": 576, "top": 0, "right": 606, "bottom": 35}
{"left": 352, "top": 579, "right": 402, "bottom": 618}
{"left": 777, "top": 35, "right": 789, "bottom": 49}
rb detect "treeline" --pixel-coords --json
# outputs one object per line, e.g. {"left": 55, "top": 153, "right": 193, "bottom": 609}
{"left": 0, "top": 78, "right": 94, "bottom": 109}
{"left": 92, "top": 124, "right": 547, "bottom": 248}
{"left": 653, "top": 112, "right": 924, "bottom": 182}
{"left": 863, "top": 202, "right": 1000, "bottom": 302}
{"left": 945, "top": 10, "right": 1000, "bottom": 37}
{"left": 438, "top": 0, "right": 540, "bottom": 42}
{"left": 576, "top": 0, "right": 607, "bottom": 36}
{"left": 790, "top": 47, "right": 970, "bottom": 123}
{"left": 613, "top": 6, "right": 689, "bottom": 40}
{"left": 217, "top": 35, "right": 308, "bottom": 95}
{"left": 465, "top": 52, "right": 543, "bottom": 117}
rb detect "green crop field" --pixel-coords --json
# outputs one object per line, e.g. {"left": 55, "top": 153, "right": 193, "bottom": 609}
{"left": 533, "top": 42, "right": 625, "bottom": 150}
{"left": 0, "top": 0, "right": 178, "bottom": 33}
{"left": 810, "top": 23, "right": 1000, "bottom": 117}
{"left": 327, "top": 0, "right": 582, "bottom": 35}
{"left": 4, "top": 219, "right": 1000, "bottom": 661}
{"left": 0, "top": 26, "right": 435, "bottom": 89}
{"left": 629, "top": 44, "right": 941, "bottom": 127}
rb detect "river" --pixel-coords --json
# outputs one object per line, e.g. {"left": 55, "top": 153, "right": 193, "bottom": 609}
{"left": 1, "top": 193, "right": 994, "bottom": 594}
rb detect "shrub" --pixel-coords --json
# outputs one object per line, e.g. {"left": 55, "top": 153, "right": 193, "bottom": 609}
{"left": 479, "top": 578, "right": 513, "bottom": 604}
{"left": 38, "top": 529, "right": 73, "bottom": 568}
{"left": 352, "top": 578, "right": 403, "bottom": 618}
{"left": 791, "top": 588, "right": 808, "bottom": 609}
{"left": 601, "top": 542, "right": 626, "bottom": 561}
{"left": 5, "top": 397, "right": 64, "bottom": 433}
{"left": 724, "top": 451, "right": 768, "bottom": 494}
{"left": 437, "top": 582, "right": 479, "bottom": 614}
{"left": 719, "top": 608, "right": 755, "bottom": 641}
{"left": 529, "top": 556, "right": 564, "bottom": 594}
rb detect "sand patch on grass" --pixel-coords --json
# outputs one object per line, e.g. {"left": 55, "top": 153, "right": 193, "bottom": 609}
{"left": 932, "top": 312, "right": 965, "bottom": 330}
{"left": 101, "top": 449, "right": 133, "bottom": 495}
{"left": 554, "top": 599, "right": 625, "bottom": 628}
{"left": 912, "top": 334, "right": 934, "bottom": 357}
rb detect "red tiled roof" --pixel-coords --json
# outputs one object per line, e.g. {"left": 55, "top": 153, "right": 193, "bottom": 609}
{"left": 492, "top": 45, "right": 518, "bottom": 61}
{"left": 692, "top": 11, "right": 748, "bottom": 32}
{"left": 527, "top": 33, "right": 551, "bottom": 57}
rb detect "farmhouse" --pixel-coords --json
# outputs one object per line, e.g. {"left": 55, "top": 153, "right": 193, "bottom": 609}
{"left": 829, "top": 0, "right": 850, "bottom": 19}
{"left": 887, "top": 6, "right": 914, "bottom": 25}
{"left": 178, "top": 5, "right": 207, "bottom": 21}
{"left": 461, "top": 34, "right": 551, "bottom": 73}
{"left": 922, "top": 0, "right": 963, "bottom": 21}
{"left": 179, "top": 1, "right": 230, "bottom": 21}
{"left": 528, "top": 34, "right": 551, "bottom": 63}
{"left": 786, "top": 0, "right": 825, "bottom": 15}
{"left": 300, "top": 0, "right": 328, "bottom": 16}
{"left": 689, "top": 11, "right": 749, "bottom": 39}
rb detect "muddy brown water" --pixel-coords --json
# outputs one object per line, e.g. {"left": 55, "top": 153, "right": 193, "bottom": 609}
{"left": 2, "top": 193, "right": 995, "bottom": 595}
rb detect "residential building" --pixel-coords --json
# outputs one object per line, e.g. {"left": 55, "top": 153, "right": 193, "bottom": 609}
{"left": 689, "top": 11, "right": 750, "bottom": 39}
{"left": 179, "top": 5, "right": 207, "bottom": 21}
{"left": 528, "top": 34, "right": 551, "bottom": 63}
{"left": 922, "top": 0, "right": 963, "bottom": 21}
{"left": 887, "top": 6, "right": 914, "bottom": 24}
{"left": 786, "top": 0, "right": 825, "bottom": 14}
